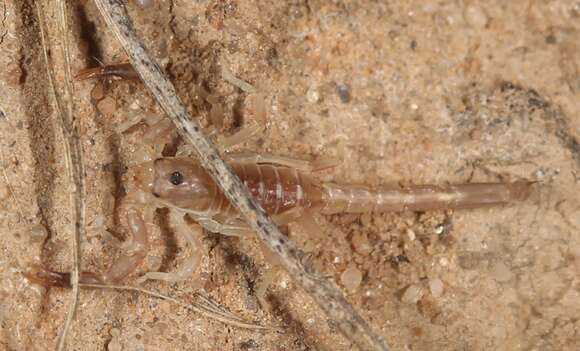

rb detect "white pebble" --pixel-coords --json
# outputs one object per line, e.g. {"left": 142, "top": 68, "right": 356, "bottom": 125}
{"left": 340, "top": 265, "right": 363, "bottom": 292}
{"left": 465, "top": 5, "right": 488, "bottom": 29}
{"left": 306, "top": 85, "right": 320, "bottom": 103}
{"left": 401, "top": 284, "right": 424, "bottom": 304}
{"left": 406, "top": 229, "right": 416, "bottom": 241}
{"left": 429, "top": 278, "right": 444, "bottom": 298}
{"left": 279, "top": 276, "right": 289, "bottom": 289}
{"left": 129, "top": 100, "right": 141, "bottom": 110}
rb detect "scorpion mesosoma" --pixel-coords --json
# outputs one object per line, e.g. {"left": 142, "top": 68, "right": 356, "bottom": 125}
{"left": 26, "top": 150, "right": 533, "bottom": 287}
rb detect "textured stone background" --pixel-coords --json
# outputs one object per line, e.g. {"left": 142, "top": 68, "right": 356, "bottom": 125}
{"left": 1, "top": 1, "right": 579, "bottom": 350}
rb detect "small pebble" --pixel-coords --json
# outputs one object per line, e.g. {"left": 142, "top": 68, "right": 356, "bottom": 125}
{"left": 336, "top": 83, "right": 351, "bottom": 103}
{"left": 29, "top": 223, "right": 48, "bottom": 243}
{"left": 429, "top": 278, "right": 444, "bottom": 298}
{"left": 306, "top": 85, "right": 320, "bottom": 103}
{"left": 240, "top": 339, "right": 259, "bottom": 350}
{"left": 146, "top": 255, "right": 162, "bottom": 269}
{"left": 97, "top": 97, "right": 117, "bottom": 117}
{"left": 401, "top": 284, "right": 424, "bottom": 304}
{"left": 406, "top": 229, "right": 416, "bottom": 241}
{"left": 341, "top": 265, "right": 363, "bottom": 291}
{"left": 279, "top": 276, "right": 289, "bottom": 289}
{"left": 465, "top": 5, "right": 488, "bottom": 29}
{"left": 351, "top": 231, "right": 372, "bottom": 256}
{"left": 129, "top": 101, "right": 141, "bottom": 110}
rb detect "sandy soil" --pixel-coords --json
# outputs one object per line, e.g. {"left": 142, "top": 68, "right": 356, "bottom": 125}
{"left": 1, "top": 0, "right": 579, "bottom": 350}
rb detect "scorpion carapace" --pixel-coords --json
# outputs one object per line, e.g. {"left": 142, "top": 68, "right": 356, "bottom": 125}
{"left": 135, "top": 157, "right": 324, "bottom": 216}
{"left": 139, "top": 157, "right": 532, "bottom": 216}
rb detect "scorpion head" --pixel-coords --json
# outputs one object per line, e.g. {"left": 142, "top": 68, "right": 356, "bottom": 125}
{"left": 135, "top": 157, "right": 216, "bottom": 212}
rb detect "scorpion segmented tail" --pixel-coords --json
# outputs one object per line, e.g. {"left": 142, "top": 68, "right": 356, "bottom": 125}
{"left": 321, "top": 181, "right": 533, "bottom": 214}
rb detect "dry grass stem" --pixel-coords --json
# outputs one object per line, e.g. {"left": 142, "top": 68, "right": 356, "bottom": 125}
{"left": 78, "top": 283, "right": 274, "bottom": 331}
{"left": 91, "top": 1, "right": 388, "bottom": 350}
{"left": 37, "top": 1, "right": 86, "bottom": 350}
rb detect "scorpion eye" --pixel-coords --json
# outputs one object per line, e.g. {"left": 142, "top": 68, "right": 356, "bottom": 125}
{"left": 169, "top": 171, "right": 184, "bottom": 186}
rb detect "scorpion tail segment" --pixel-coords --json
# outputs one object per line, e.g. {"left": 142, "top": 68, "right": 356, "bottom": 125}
{"left": 320, "top": 181, "right": 534, "bottom": 214}
{"left": 23, "top": 264, "right": 103, "bottom": 288}
{"left": 102, "top": 208, "right": 150, "bottom": 284}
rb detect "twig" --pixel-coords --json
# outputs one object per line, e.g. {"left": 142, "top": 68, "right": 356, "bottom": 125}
{"left": 91, "top": 1, "right": 389, "bottom": 350}
{"left": 0, "top": 0, "right": 7, "bottom": 46}
{"left": 37, "top": 1, "right": 86, "bottom": 350}
{"left": 78, "top": 283, "right": 273, "bottom": 331}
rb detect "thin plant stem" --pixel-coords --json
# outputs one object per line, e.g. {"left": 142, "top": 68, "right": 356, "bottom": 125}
{"left": 91, "top": 1, "right": 389, "bottom": 350}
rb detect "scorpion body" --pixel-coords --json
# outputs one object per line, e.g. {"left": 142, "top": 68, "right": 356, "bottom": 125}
{"left": 145, "top": 157, "right": 531, "bottom": 218}
{"left": 26, "top": 155, "right": 532, "bottom": 288}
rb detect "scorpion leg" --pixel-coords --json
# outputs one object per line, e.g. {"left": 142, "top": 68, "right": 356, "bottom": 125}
{"left": 136, "top": 212, "right": 204, "bottom": 284}
{"left": 218, "top": 92, "right": 268, "bottom": 151}
{"left": 196, "top": 216, "right": 255, "bottom": 237}
{"left": 101, "top": 197, "right": 150, "bottom": 284}
{"left": 141, "top": 116, "right": 176, "bottom": 144}
{"left": 218, "top": 124, "right": 264, "bottom": 151}
{"left": 196, "top": 208, "right": 304, "bottom": 237}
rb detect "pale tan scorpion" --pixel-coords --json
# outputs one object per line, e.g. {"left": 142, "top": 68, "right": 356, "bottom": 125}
{"left": 26, "top": 64, "right": 533, "bottom": 291}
